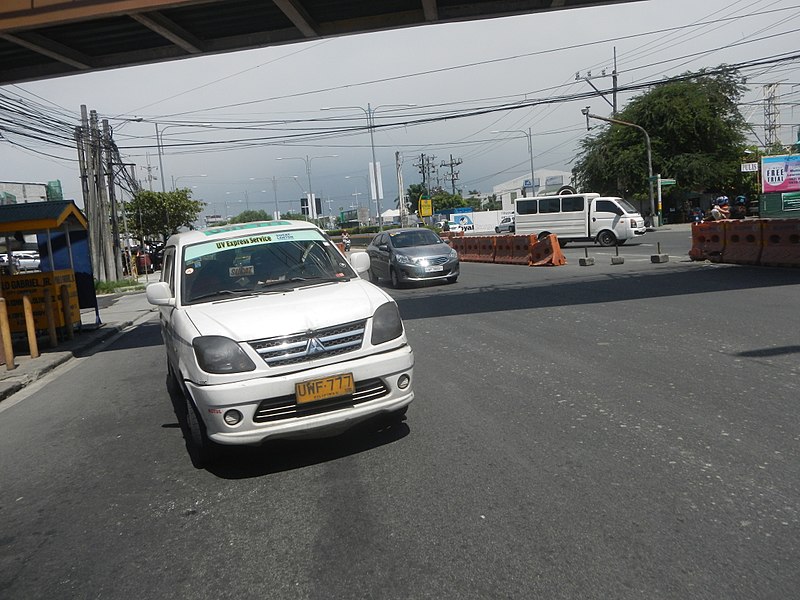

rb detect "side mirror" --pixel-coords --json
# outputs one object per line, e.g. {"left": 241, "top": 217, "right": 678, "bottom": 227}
{"left": 349, "top": 251, "right": 371, "bottom": 274}
{"left": 145, "top": 281, "right": 175, "bottom": 306}
{"left": 378, "top": 244, "right": 389, "bottom": 252}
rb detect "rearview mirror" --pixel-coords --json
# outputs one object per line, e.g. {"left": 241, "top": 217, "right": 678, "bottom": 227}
{"left": 145, "top": 281, "right": 175, "bottom": 306}
{"left": 349, "top": 251, "right": 370, "bottom": 274}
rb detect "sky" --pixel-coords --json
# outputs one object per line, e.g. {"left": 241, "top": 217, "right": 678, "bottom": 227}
{"left": 1, "top": 0, "right": 799, "bottom": 221}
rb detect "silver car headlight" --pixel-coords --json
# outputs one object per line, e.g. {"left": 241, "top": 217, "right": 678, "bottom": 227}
{"left": 371, "top": 302, "right": 403, "bottom": 345}
{"left": 394, "top": 253, "right": 412, "bottom": 265}
{"left": 193, "top": 336, "right": 256, "bottom": 374}
{"left": 449, "top": 248, "right": 458, "bottom": 259}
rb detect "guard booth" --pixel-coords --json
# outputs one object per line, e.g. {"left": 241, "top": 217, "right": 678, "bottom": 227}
{"left": 0, "top": 200, "right": 97, "bottom": 344}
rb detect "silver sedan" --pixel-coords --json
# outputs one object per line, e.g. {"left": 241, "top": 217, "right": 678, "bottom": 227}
{"left": 366, "top": 228, "right": 459, "bottom": 288}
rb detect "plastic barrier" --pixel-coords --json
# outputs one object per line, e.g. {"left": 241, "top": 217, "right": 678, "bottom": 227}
{"left": 508, "top": 235, "right": 534, "bottom": 265}
{"left": 722, "top": 220, "right": 762, "bottom": 265}
{"left": 460, "top": 237, "right": 481, "bottom": 262}
{"left": 530, "top": 234, "right": 567, "bottom": 266}
{"left": 688, "top": 221, "right": 725, "bottom": 262}
{"left": 450, "top": 236, "right": 467, "bottom": 257}
{"left": 760, "top": 219, "right": 800, "bottom": 267}
{"left": 476, "top": 236, "right": 496, "bottom": 263}
{"left": 493, "top": 235, "right": 516, "bottom": 264}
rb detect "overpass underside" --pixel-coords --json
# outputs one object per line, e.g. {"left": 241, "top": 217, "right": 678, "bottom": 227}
{"left": 0, "top": 0, "right": 645, "bottom": 85}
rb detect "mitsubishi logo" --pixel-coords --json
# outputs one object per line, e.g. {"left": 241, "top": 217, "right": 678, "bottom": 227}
{"left": 306, "top": 337, "right": 326, "bottom": 356}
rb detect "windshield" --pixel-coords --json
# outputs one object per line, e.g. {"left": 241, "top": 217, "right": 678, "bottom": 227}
{"left": 617, "top": 198, "right": 640, "bottom": 214}
{"left": 390, "top": 229, "right": 443, "bottom": 248}
{"left": 180, "top": 229, "right": 355, "bottom": 304}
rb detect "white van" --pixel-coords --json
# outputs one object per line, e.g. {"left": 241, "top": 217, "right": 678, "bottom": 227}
{"left": 514, "top": 193, "right": 647, "bottom": 246}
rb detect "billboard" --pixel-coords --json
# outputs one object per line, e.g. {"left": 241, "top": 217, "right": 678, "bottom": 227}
{"left": 762, "top": 154, "right": 800, "bottom": 193}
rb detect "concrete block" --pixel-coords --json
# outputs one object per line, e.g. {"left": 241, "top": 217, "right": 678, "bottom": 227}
{"left": 579, "top": 257, "right": 595, "bottom": 266}
{"left": 611, "top": 256, "right": 625, "bottom": 265}
{"left": 650, "top": 254, "right": 669, "bottom": 263}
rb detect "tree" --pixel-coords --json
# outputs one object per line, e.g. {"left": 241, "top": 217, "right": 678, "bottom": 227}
{"left": 573, "top": 68, "right": 748, "bottom": 201}
{"left": 125, "top": 188, "right": 205, "bottom": 243}
{"left": 404, "top": 183, "right": 427, "bottom": 215}
{"left": 229, "top": 209, "right": 270, "bottom": 224}
{"left": 431, "top": 190, "right": 467, "bottom": 212}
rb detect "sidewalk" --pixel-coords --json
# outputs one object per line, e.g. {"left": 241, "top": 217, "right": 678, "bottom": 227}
{"left": 0, "top": 287, "right": 156, "bottom": 403}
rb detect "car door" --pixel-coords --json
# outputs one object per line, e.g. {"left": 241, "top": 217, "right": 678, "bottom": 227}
{"left": 591, "top": 199, "right": 625, "bottom": 239}
{"left": 367, "top": 233, "right": 390, "bottom": 279}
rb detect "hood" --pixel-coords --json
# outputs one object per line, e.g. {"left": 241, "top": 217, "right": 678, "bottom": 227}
{"left": 394, "top": 243, "right": 453, "bottom": 259}
{"left": 183, "top": 279, "right": 391, "bottom": 341}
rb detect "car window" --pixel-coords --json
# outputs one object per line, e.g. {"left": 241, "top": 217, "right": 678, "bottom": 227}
{"left": 389, "top": 230, "right": 442, "bottom": 248}
{"left": 180, "top": 229, "right": 355, "bottom": 304}
{"left": 595, "top": 200, "right": 624, "bottom": 216}
{"left": 539, "top": 198, "right": 561, "bottom": 213}
{"left": 162, "top": 247, "right": 176, "bottom": 293}
{"left": 561, "top": 196, "right": 584, "bottom": 212}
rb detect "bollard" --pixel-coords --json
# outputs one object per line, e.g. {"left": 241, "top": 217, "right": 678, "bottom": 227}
{"left": 60, "top": 285, "right": 74, "bottom": 340}
{"left": 22, "top": 295, "right": 39, "bottom": 359}
{"left": 579, "top": 246, "right": 595, "bottom": 266}
{"left": 651, "top": 241, "right": 669, "bottom": 264}
{"left": 0, "top": 298, "right": 16, "bottom": 370}
{"left": 44, "top": 290, "right": 58, "bottom": 348}
{"left": 611, "top": 244, "right": 625, "bottom": 265}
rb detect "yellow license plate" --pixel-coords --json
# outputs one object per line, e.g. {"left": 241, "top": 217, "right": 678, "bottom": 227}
{"left": 295, "top": 373, "right": 355, "bottom": 404}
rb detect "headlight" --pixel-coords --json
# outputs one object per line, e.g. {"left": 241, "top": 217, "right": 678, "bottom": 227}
{"left": 630, "top": 218, "right": 637, "bottom": 228}
{"left": 371, "top": 302, "right": 404, "bottom": 345}
{"left": 193, "top": 336, "right": 256, "bottom": 374}
{"left": 394, "top": 253, "right": 412, "bottom": 265}
{"left": 449, "top": 248, "right": 458, "bottom": 259}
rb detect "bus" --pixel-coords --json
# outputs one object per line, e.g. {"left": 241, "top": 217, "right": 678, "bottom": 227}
{"left": 514, "top": 193, "right": 646, "bottom": 246}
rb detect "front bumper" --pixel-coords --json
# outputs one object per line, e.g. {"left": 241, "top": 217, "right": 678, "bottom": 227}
{"left": 395, "top": 259, "right": 459, "bottom": 282}
{"left": 184, "top": 345, "right": 414, "bottom": 445}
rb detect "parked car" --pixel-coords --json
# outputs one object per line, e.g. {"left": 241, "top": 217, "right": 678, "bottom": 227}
{"left": 366, "top": 227, "right": 459, "bottom": 287}
{"left": 146, "top": 220, "right": 414, "bottom": 465}
{"left": 495, "top": 216, "right": 515, "bottom": 233}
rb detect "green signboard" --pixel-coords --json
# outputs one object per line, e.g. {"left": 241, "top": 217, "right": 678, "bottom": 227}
{"left": 782, "top": 191, "right": 800, "bottom": 212}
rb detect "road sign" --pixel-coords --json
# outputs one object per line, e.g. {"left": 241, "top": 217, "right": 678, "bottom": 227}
{"left": 741, "top": 162, "right": 759, "bottom": 172}
{"left": 660, "top": 178, "right": 676, "bottom": 186}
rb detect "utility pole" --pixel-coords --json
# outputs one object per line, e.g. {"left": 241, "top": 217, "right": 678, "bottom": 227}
{"left": 103, "top": 119, "right": 123, "bottom": 280}
{"left": 576, "top": 48, "right": 619, "bottom": 114}
{"left": 764, "top": 83, "right": 780, "bottom": 148}
{"left": 441, "top": 154, "right": 463, "bottom": 195}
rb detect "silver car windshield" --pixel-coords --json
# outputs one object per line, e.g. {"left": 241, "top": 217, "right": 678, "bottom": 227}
{"left": 181, "top": 229, "right": 355, "bottom": 304}
{"left": 390, "top": 230, "right": 443, "bottom": 248}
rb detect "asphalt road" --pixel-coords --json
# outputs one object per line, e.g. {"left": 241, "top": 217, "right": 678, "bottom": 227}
{"left": 1, "top": 227, "right": 798, "bottom": 599}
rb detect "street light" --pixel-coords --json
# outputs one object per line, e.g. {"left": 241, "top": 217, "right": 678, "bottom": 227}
{"left": 492, "top": 128, "right": 535, "bottom": 197}
{"left": 172, "top": 174, "right": 207, "bottom": 191}
{"left": 322, "top": 103, "right": 415, "bottom": 228}
{"left": 251, "top": 175, "right": 299, "bottom": 219}
{"left": 154, "top": 123, "right": 211, "bottom": 193}
{"left": 582, "top": 107, "right": 656, "bottom": 227}
{"left": 276, "top": 155, "right": 337, "bottom": 220}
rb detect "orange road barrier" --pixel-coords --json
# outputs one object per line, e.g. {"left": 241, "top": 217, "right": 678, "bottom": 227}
{"left": 493, "top": 235, "right": 516, "bottom": 264}
{"left": 689, "top": 221, "right": 725, "bottom": 262}
{"left": 530, "top": 234, "right": 567, "bottom": 266}
{"left": 450, "top": 236, "right": 466, "bottom": 257}
{"left": 508, "top": 235, "right": 535, "bottom": 265}
{"left": 460, "top": 237, "right": 482, "bottom": 262}
{"left": 476, "top": 236, "right": 496, "bottom": 262}
{"left": 722, "top": 220, "right": 763, "bottom": 265}
{"left": 759, "top": 219, "right": 800, "bottom": 267}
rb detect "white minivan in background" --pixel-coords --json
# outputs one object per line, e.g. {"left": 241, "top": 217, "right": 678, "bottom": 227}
{"left": 514, "top": 193, "right": 647, "bottom": 246}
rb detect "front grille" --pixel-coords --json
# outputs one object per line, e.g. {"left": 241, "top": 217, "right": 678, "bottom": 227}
{"left": 416, "top": 256, "right": 448, "bottom": 265}
{"left": 252, "top": 378, "right": 389, "bottom": 423}
{"left": 249, "top": 319, "right": 366, "bottom": 367}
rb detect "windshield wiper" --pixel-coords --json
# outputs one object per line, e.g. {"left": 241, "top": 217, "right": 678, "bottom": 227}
{"left": 189, "top": 288, "right": 252, "bottom": 302}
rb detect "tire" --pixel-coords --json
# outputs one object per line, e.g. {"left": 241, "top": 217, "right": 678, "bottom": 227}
{"left": 509, "top": 226, "right": 515, "bottom": 233}
{"left": 597, "top": 230, "right": 617, "bottom": 247}
{"left": 184, "top": 394, "right": 219, "bottom": 467}
{"left": 390, "top": 267, "right": 402, "bottom": 289}
{"left": 166, "top": 360, "right": 180, "bottom": 396}
{"left": 495, "top": 227, "right": 500, "bottom": 233}
{"left": 537, "top": 232, "right": 550, "bottom": 242}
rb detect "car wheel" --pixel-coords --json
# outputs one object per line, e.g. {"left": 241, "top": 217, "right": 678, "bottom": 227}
{"left": 509, "top": 226, "right": 515, "bottom": 233}
{"left": 390, "top": 267, "right": 402, "bottom": 289}
{"left": 184, "top": 395, "right": 219, "bottom": 468}
{"left": 597, "top": 230, "right": 617, "bottom": 247}
{"left": 495, "top": 227, "right": 500, "bottom": 233}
